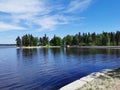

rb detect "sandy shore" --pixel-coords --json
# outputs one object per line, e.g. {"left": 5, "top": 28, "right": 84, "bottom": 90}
{"left": 17, "top": 46, "right": 120, "bottom": 49}
{"left": 17, "top": 46, "right": 61, "bottom": 49}
{"left": 60, "top": 68, "right": 120, "bottom": 90}
{"left": 69, "top": 46, "right": 120, "bottom": 49}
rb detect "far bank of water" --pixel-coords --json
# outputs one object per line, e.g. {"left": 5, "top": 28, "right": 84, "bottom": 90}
{"left": 17, "top": 46, "right": 120, "bottom": 49}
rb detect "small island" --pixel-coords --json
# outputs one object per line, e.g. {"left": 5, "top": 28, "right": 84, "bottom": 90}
{"left": 16, "top": 31, "right": 120, "bottom": 48}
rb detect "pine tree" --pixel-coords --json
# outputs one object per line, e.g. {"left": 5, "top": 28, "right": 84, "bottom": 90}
{"left": 50, "top": 35, "right": 62, "bottom": 46}
{"left": 16, "top": 36, "right": 21, "bottom": 47}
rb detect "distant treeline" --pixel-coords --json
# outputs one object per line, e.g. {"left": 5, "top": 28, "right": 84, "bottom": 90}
{"left": 0, "top": 44, "right": 16, "bottom": 46}
{"left": 16, "top": 31, "right": 120, "bottom": 47}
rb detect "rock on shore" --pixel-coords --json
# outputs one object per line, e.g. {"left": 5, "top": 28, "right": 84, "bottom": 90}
{"left": 60, "top": 68, "right": 120, "bottom": 90}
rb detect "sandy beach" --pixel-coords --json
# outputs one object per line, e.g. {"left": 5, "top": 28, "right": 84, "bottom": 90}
{"left": 17, "top": 46, "right": 120, "bottom": 49}
{"left": 69, "top": 46, "right": 120, "bottom": 49}
{"left": 17, "top": 46, "right": 61, "bottom": 49}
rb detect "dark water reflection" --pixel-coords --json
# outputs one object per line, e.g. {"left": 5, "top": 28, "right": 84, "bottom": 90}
{"left": 0, "top": 47, "right": 120, "bottom": 90}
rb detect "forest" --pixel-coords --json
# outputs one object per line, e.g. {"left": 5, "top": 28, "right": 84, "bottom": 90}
{"left": 16, "top": 31, "right": 120, "bottom": 47}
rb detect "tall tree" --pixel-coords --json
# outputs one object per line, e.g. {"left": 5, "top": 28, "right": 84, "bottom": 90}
{"left": 33, "top": 37, "right": 38, "bottom": 46}
{"left": 39, "top": 37, "right": 43, "bottom": 45}
{"left": 42, "top": 34, "right": 49, "bottom": 46}
{"left": 16, "top": 36, "right": 21, "bottom": 47}
{"left": 63, "top": 35, "right": 73, "bottom": 46}
{"left": 115, "top": 31, "right": 120, "bottom": 45}
{"left": 72, "top": 35, "right": 79, "bottom": 45}
{"left": 78, "top": 32, "right": 82, "bottom": 45}
{"left": 29, "top": 34, "right": 34, "bottom": 46}
{"left": 50, "top": 35, "right": 62, "bottom": 46}
{"left": 91, "top": 32, "right": 96, "bottom": 45}
{"left": 22, "top": 34, "right": 30, "bottom": 46}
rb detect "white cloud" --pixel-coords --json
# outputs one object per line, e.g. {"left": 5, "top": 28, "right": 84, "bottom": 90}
{"left": 0, "top": 0, "right": 49, "bottom": 22}
{"left": 0, "top": 22, "right": 25, "bottom": 31}
{"left": 34, "top": 15, "right": 69, "bottom": 30}
{"left": 66, "top": 0, "right": 92, "bottom": 13}
{"left": 0, "top": 0, "right": 52, "bottom": 30}
{"left": 0, "top": 0, "right": 93, "bottom": 31}
{"left": 0, "top": 0, "right": 46, "bottom": 14}
{"left": 36, "top": 17, "right": 57, "bottom": 30}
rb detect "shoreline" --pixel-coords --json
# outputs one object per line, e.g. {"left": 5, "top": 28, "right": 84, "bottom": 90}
{"left": 16, "top": 46, "right": 120, "bottom": 49}
{"left": 69, "top": 46, "right": 120, "bottom": 49}
{"left": 17, "top": 46, "right": 61, "bottom": 49}
{"left": 60, "top": 68, "right": 120, "bottom": 90}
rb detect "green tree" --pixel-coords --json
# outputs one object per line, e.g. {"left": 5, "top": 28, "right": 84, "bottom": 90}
{"left": 96, "top": 35, "right": 102, "bottom": 46}
{"left": 110, "top": 32, "right": 115, "bottom": 45}
{"left": 16, "top": 36, "right": 21, "bottom": 47}
{"left": 39, "top": 37, "right": 43, "bottom": 45}
{"left": 72, "top": 35, "right": 79, "bottom": 45}
{"left": 78, "top": 32, "right": 82, "bottom": 45}
{"left": 63, "top": 35, "right": 73, "bottom": 46}
{"left": 115, "top": 31, "right": 120, "bottom": 45}
{"left": 50, "top": 35, "right": 62, "bottom": 46}
{"left": 29, "top": 34, "right": 34, "bottom": 46}
{"left": 22, "top": 34, "right": 30, "bottom": 46}
{"left": 87, "top": 35, "right": 93, "bottom": 45}
{"left": 42, "top": 34, "right": 49, "bottom": 46}
{"left": 33, "top": 37, "right": 38, "bottom": 46}
{"left": 82, "top": 33, "right": 88, "bottom": 46}
{"left": 91, "top": 32, "right": 96, "bottom": 45}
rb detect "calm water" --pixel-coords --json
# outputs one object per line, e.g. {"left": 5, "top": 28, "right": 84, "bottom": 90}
{"left": 0, "top": 46, "right": 120, "bottom": 90}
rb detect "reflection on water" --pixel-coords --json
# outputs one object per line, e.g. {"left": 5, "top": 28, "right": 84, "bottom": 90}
{"left": 50, "top": 48, "right": 62, "bottom": 56}
{"left": 17, "top": 49, "right": 37, "bottom": 57}
{"left": 16, "top": 48, "right": 120, "bottom": 59}
{"left": 22, "top": 49, "right": 37, "bottom": 57}
{"left": 0, "top": 47, "right": 120, "bottom": 90}
{"left": 65, "top": 48, "right": 120, "bottom": 56}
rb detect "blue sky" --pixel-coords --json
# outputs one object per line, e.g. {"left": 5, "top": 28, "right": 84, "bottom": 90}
{"left": 0, "top": 0, "right": 120, "bottom": 44}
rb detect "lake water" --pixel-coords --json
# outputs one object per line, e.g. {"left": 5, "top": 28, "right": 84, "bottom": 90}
{"left": 0, "top": 46, "right": 120, "bottom": 90}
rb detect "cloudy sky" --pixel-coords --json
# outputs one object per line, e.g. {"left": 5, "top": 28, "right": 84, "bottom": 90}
{"left": 0, "top": 0, "right": 120, "bottom": 44}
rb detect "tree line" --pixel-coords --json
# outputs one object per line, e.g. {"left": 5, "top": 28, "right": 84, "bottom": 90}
{"left": 16, "top": 31, "right": 120, "bottom": 47}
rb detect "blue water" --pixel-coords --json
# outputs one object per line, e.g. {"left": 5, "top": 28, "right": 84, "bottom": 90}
{"left": 0, "top": 46, "right": 120, "bottom": 90}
